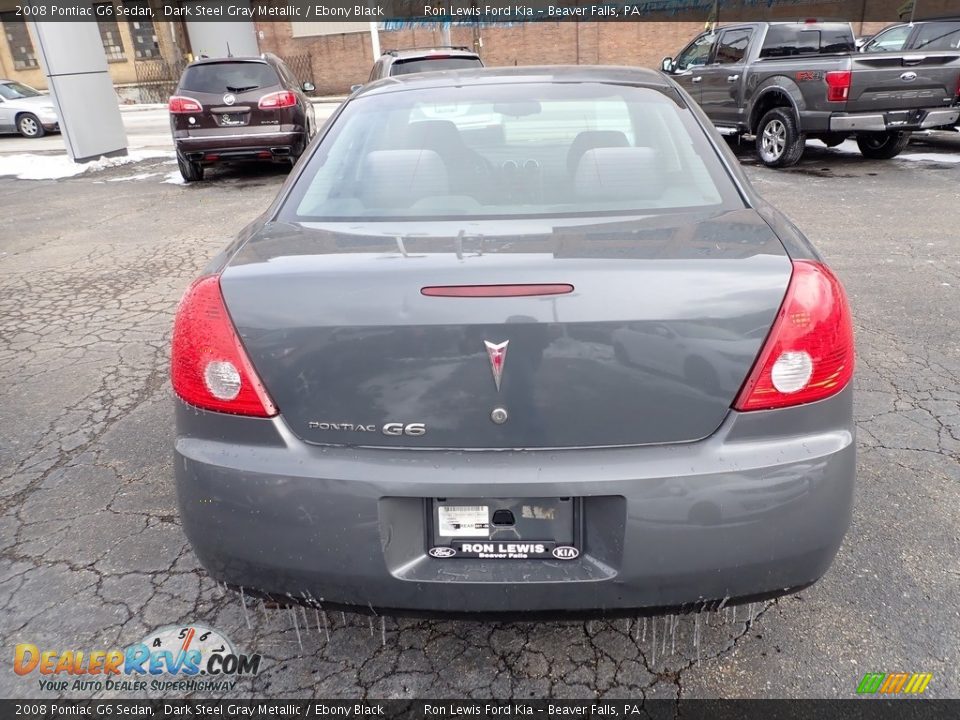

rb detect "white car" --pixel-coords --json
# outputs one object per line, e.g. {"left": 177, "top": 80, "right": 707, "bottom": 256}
{"left": 0, "top": 80, "right": 59, "bottom": 138}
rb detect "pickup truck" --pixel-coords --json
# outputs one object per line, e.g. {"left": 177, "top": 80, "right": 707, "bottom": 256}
{"left": 661, "top": 21, "right": 960, "bottom": 167}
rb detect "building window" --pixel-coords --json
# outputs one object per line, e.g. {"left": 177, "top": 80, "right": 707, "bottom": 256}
{"left": 95, "top": 3, "right": 126, "bottom": 61}
{"left": 1, "top": 14, "right": 39, "bottom": 69}
{"left": 124, "top": 0, "right": 159, "bottom": 59}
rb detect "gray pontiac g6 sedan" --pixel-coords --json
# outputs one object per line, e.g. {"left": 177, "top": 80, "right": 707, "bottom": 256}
{"left": 171, "top": 66, "right": 855, "bottom": 617}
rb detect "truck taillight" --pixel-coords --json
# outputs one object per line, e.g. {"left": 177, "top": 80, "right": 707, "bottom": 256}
{"left": 171, "top": 276, "right": 277, "bottom": 417}
{"left": 258, "top": 91, "right": 297, "bottom": 109}
{"left": 169, "top": 96, "right": 202, "bottom": 113}
{"left": 733, "top": 260, "right": 854, "bottom": 412}
{"left": 825, "top": 71, "right": 851, "bottom": 102}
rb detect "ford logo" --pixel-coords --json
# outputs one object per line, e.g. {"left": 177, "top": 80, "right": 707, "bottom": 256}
{"left": 552, "top": 546, "right": 580, "bottom": 560}
{"left": 428, "top": 546, "right": 456, "bottom": 558}
{"left": 900, "top": 72, "right": 918, "bottom": 82}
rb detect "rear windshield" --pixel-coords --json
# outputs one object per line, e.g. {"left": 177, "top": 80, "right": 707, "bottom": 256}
{"left": 391, "top": 57, "right": 484, "bottom": 75}
{"left": 282, "top": 82, "right": 741, "bottom": 222}
{"left": 912, "top": 22, "right": 960, "bottom": 51}
{"left": 180, "top": 62, "right": 280, "bottom": 94}
{"left": 759, "top": 25, "right": 855, "bottom": 57}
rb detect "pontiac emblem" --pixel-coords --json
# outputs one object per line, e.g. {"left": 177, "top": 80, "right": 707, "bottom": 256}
{"left": 222, "top": 93, "right": 236, "bottom": 106}
{"left": 484, "top": 340, "right": 509, "bottom": 392}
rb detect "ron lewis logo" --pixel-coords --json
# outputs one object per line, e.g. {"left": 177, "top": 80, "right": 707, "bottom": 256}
{"left": 14, "top": 624, "right": 261, "bottom": 693}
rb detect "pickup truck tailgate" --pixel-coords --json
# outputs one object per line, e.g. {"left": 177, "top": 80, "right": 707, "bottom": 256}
{"left": 846, "top": 53, "right": 960, "bottom": 112}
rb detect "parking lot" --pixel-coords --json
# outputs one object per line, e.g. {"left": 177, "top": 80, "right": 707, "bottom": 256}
{"left": 1, "top": 131, "right": 959, "bottom": 700}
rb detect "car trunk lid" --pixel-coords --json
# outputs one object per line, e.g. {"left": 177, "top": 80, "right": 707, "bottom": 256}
{"left": 220, "top": 210, "right": 792, "bottom": 449}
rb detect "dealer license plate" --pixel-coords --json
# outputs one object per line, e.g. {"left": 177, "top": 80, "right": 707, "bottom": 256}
{"left": 437, "top": 505, "right": 489, "bottom": 537}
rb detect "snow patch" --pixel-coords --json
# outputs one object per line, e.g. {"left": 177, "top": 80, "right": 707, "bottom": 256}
{"left": 162, "top": 170, "right": 186, "bottom": 185}
{"left": 0, "top": 149, "right": 173, "bottom": 180}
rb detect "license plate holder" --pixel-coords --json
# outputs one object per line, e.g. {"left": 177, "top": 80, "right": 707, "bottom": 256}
{"left": 220, "top": 113, "right": 245, "bottom": 126}
{"left": 429, "top": 497, "right": 579, "bottom": 560}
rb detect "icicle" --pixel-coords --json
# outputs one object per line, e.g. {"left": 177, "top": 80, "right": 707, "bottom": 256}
{"left": 625, "top": 618, "right": 631, "bottom": 634}
{"left": 694, "top": 613, "right": 701, "bottom": 666}
{"left": 670, "top": 614, "right": 677, "bottom": 655}
{"left": 661, "top": 616, "right": 667, "bottom": 655}
{"left": 260, "top": 599, "right": 268, "bottom": 621}
{"left": 239, "top": 586, "right": 251, "bottom": 630}
{"left": 320, "top": 607, "right": 331, "bottom": 642}
{"left": 651, "top": 616, "right": 657, "bottom": 666}
{"left": 289, "top": 606, "right": 303, "bottom": 651}
{"left": 315, "top": 608, "right": 323, "bottom": 638}
{"left": 369, "top": 616, "right": 375, "bottom": 637}
{"left": 301, "top": 605, "right": 310, "bottom": 635}
{"left": 642, "top": 616, "right": 647, "bottom": 641}
{"left": 341, "top": 611, "right": 347, "bottom": 626}
{"left": 380, "top": 616, "right": 387, "bottom": 647}
{"left": 732, "top": 605, "right": 737, "bottom": 622}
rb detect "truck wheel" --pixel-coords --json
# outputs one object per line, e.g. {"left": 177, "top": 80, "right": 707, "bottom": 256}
{"left": 177, "top": 153, "right": 204, "bottom": 182}
{"left": 755, "top": 108, "right": 805, "bottom": 168}
{"left": 856, "top": 131, "right": 910, "bottom": 160}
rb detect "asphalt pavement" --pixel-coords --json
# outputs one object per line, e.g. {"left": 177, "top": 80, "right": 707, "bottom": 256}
{"left": 1, "top": 133, "right": 958, "bottom": 700}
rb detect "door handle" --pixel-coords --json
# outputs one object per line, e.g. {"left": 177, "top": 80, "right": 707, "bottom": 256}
{"left": 692, "top": 76, "right": 702, "bottom": 83}
{"left": 727, "top": 74, "right": 740, "bottom": 82}
{"left": 902, "top": 55, "right": 926, "bottom": 65}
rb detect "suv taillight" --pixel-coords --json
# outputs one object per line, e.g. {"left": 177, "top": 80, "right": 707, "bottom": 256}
{"left": 169, "top": 96, "right": 202, "bottom": 113}
{"left": 825, "top": 71, "right": 851, "bottom": 102}
{"left": 258, "top": 91, "right": 297, "bottom": 109}
{"left": 171, "top": 276, "right": 277, "bottom": 417}
{"left": 733, "top": 260, "right": 854, "bottom": 412}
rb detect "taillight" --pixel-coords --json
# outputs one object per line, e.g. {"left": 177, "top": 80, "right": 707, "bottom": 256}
{"left": 169, "top": 96, "right": 202, "bottom": 113}
{"left": 258, "top": 91, "right": 297, "bottom": 109}
{"left": 733, "top": 260, "right": 854, "bottom": 412}
{"left": 171, "top": 276, "right": 277, "bottom": 417}
{"left": 825, "top": 71, "right": 851, "bottom": 102}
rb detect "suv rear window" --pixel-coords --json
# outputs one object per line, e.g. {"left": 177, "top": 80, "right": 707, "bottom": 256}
{"left": 180, "top": 62, "right": 280, "bottom": 94}
{"left": 391, "top": 57, "right": 483, "bottom": 75}
{"left": 759, "top": 26, "right": 855, "bottom": 58}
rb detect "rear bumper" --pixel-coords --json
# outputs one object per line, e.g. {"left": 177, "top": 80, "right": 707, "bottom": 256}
{"left": 174, "top": 386, "right": 855, "bottom": 616}
{"left": 828, "top": 107, "right": 960, "bottom": 132}
{"left": 174, "top": 129, "right": 304, "bottom": 161}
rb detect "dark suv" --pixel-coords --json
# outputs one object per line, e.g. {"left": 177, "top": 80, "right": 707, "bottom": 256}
{"left": 860, "top": 17, "right": 960, "bottom": 54}
{"left": 365, "top": 46, "right": 483, "bottom": 82}
{"left": 169, "top": 53, "right": 316, "bottom": 182}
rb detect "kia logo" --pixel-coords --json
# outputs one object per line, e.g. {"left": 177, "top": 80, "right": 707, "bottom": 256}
{"left": 900, "top": 72, "right": 918, "bottom": 82}
{"left": 552, "top": 546, "right": 579, "bottom": 560}
{"left": 428, "top": 546, "right": 456, "bottom": 558}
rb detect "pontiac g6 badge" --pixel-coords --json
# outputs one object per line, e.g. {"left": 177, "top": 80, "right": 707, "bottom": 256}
{"left": 484, "top": 340, "right": 509, "bottom": 391}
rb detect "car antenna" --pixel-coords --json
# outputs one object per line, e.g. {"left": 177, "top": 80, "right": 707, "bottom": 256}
{"left": 226, "top": 42, "right": 233, "bottom": 58}
{"left": 908, "top": 0, "right": 917, "bottom": 25}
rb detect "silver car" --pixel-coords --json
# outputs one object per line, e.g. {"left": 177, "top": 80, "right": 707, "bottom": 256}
{"left": 171, "top": 66, "right": 856, "bottom": 617}
{"left": 0, "top": 80, "right": 59, "bottom": 137}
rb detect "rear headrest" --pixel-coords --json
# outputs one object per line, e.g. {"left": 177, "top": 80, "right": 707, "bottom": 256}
{"left": 567, "top": 130, "right": 630, "bottom": 174}
{"left": 360, "top": 149, "right": 449, "bottom": 208}
{"left": 574, "top": 147, "right": 662, "bottom": 202}
{"left": 405, "top": 120, "right": 469, "bottom": 157}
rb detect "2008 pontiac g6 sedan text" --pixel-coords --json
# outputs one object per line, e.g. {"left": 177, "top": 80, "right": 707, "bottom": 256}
{"left": 171, "top": 66, "right": 855, "bottom": 617}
